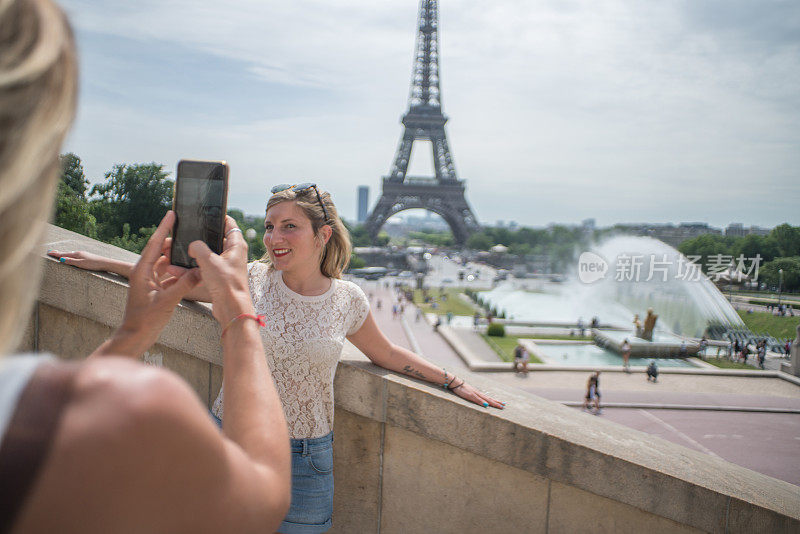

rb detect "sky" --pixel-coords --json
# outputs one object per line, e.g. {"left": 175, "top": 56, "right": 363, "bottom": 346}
{"left": 59, "top": 0, "right": 800, "bottom": 229}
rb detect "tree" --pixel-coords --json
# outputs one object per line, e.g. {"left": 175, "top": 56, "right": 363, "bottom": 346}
{"left": 347, "top": 224, "right": 372, "bottom": 247}
{"left": 60, "top": 153, "right": 88, "bottom": 196}
{"left": 466, "top": 232, "right": 492, "bottom": 251}
{"left": 516, "top": 227, "right": 548, "bottom": 248}
{"left": 509, "top": 242, "right": 533, "bottom": 257}
{"left": 54, "top": 153, "right": 96, "bottom": 237}
{"left": 677, "top": 234, "right": 736, "bottom": 273}
{"left": 375, "top": 232, "right": 390, "bottom": 247}
{"left": 732, "top": 234, "right": 779, "bottom": 264}
{"left": 407, "top": 230, "right": 454, "bottom": 247}
{"left": 759, "top": 257, "right": 800, "bottom": 292}
{"left": 54, "top": 182, "right": 97, "bottom": 237}
{"left": 769, "top": 224, "right": 800, "bottom": 258}
{"left": 108, "top": 223, "right": 157, "bottom": 254}
{"left": 349, "top": 253, "right": 366, "bottom": 269}
{"left": 227, "top": 209, "right": 246, "bottom": 225}
{"left": 90, "top": 163, "right": 173, "bottom": 241}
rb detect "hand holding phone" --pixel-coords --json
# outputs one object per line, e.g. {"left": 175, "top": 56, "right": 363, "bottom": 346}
{"left": 171, "top": 159, "right": 229, "bottom": 268}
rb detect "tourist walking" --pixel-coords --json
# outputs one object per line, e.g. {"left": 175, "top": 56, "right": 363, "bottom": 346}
{"left": 513, "top": 343, "right": 529, "bottom": 374}
{"left": 757, "top": 341, "right": 766, "bottom": 369}
{"left": 51, "top": 185, "right": 504, "bottom": 533}
{"left": 699, "top": 336, "right": 708, "bottom": 359}
{"left": 582, "top": 371, "right": 602, "bottom": 414}
{"left": 646, "top": 361, "right": 659, "bottom": 382}
{"left": 741, "top": 343, "right": 750, "bottom": 364}
{"left": 621, "top": 339, "right": 632, "bottom": 372}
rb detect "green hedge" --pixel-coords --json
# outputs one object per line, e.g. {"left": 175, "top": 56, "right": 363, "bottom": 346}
{"left": 487, "top": 322, "right": 505, "bottom": 337}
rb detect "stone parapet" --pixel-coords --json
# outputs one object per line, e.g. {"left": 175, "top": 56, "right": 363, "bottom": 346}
{"left": 24, "top": 225, "right": 800, "bottom": 533}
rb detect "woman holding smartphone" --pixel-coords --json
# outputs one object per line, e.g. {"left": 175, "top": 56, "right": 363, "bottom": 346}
{"left": 50, "top": 183, "right": 504, "bottom": 533}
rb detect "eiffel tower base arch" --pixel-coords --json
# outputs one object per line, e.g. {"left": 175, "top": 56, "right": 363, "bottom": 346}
{"left": 364, "top": 180, "right": 480, "bottom": 246}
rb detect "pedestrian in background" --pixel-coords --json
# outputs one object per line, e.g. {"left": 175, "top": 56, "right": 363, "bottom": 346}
{"left": 513, "top": 344, "right": 529, "bottom": 374}
{"left": 647, "top": 361, "right": 659, "bottom": 382}
{"left": 757, "top": 341, "right": 766, "bottom": 369}
{"left": 582, "top": 371, "right": 601, "bottom": 414}
{"left": 621, "top": 339, "right": 632, "bottom": 372}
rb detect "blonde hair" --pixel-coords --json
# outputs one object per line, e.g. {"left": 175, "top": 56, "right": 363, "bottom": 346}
{"left": 261, "top": 187, "right": 351, "bottom": 279}
{"left": 0, "top": 0, "right": 77, "bottom": 356}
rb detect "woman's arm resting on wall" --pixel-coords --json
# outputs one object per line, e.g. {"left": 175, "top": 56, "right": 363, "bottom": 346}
{"left": 348, "top": 311, "right": 505, "bottom": 409}
{"left": 48, "top": 240, "right": 212, "bottom": 302}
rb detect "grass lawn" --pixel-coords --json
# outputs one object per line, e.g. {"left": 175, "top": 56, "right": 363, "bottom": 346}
{"left": 703, "top": 357, "right": 759, "bottom": 370}
{"left": 412, "top": 288, "right": 476, "bottom": 316}
{"left": 737, "top": 310, "right": 800, "bottom": 340}
{"left": 480, "top": 334, "right": 544, "bottom": 364}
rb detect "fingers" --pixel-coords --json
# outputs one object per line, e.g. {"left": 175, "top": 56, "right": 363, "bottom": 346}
{"left": 154, "top": 255, "right": 169, "bottom": 277}
{"left": 479, "top": 393, "right": 506, "bottom": 409}
{"left": 154, "top": 255, "right": 186, "bottom": 281}
{"left": 47, "top": 250, "right": 83, "bottom": 266}
{"left": 455, "top": 383, "right": 506, "bottom": 410}
{"left": 52, "top": 255, "right": 76, "bottom": 265}
{"left": 47, "top": 251, "right": 83, "bottom": 267}
{"left": 160, "top": 269, "right": 200, "bottom": 301}
{"left": 160, "top": 237, "right": 173, "bottom": 259}
{"left": 47, "top": 250, "right": 82, "bottom": 259}
{"left": 164, "top": 264, "right": 188, "bottom": 279}
{"left": 222, "top": 216, "right": 244, "bottom": 251}
{"left": 188, "top": 239, "right": 214, "bottom": 268}
{"left": 139, "top": 211, "right": 176, "bottom": 269}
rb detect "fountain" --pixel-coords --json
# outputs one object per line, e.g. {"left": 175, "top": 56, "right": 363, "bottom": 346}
{"left": 586, "top": 236, "right": 744, "bottom": 337}
{"left": 479, "top": 236, "right": 743, "bottom": 361}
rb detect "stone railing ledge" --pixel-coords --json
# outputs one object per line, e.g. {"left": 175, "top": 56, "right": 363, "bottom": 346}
{"left": 335, "top": 344, "right": 800, "bottom": 533}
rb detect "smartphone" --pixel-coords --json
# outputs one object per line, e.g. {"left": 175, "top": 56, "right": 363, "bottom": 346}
{"left": 170, "top": 159, "right": 229, "bottom": 268}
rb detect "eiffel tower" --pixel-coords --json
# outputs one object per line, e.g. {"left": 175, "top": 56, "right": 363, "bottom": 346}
{"left": 364, "top": 0, "right": 480, "bottom": 245}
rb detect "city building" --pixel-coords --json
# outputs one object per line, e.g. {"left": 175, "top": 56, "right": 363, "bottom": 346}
{"left": 725, "top": 223, "right": 771, "bottom": 237}
{"left": 357, "top": 185, "right": 369, "bottom": 223}
{"left": 614, "top": 222, "right": 722, "bottom": 247}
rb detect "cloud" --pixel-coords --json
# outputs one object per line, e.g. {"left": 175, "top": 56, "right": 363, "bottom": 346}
{"left": 60, "top": 0, "right": 800, "bottom": 227}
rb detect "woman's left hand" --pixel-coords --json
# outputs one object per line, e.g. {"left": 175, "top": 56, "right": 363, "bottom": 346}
{"left": 451, "top": 380, "right": 505, "bottom": 409}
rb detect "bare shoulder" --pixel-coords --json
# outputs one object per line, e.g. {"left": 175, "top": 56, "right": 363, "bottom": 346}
{"left": 14, "top": 358, "right": 280, "bottom": 533}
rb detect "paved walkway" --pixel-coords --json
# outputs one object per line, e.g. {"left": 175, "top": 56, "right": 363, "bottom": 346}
{"left": 353, "top": 279, "right": 800, "bottom": 486}
{"left": 447, "top": 327, "right": 504, "bottom": 363}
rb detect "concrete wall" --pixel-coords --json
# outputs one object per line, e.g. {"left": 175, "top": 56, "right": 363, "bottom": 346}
{"left": 24, "top": 226, "right": 800, "bottom": 533}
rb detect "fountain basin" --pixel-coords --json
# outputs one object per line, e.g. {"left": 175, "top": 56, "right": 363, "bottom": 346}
{"left": 593, "top": 328, "right": 700, "bottom": 358}
{"left": 529, "top": 340, "right": 698, "bottom": 368}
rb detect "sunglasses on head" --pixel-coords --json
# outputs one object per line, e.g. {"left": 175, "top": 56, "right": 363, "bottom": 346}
{"left": 270, "top": 182, "right": 329, "bottom": 222}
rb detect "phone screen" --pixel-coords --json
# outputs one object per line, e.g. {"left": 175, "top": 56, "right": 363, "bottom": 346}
{"left": 171, "top": 160, "right": 228, "bottom": 268}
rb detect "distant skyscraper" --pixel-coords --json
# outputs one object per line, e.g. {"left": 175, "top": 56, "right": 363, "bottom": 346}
{"left": 357, "top": 186, "right": 369, "bottom": 223}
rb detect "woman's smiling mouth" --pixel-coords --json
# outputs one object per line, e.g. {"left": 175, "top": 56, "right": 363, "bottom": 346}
{"left": 273, "top": 248, "right": 290, "bottom": 257}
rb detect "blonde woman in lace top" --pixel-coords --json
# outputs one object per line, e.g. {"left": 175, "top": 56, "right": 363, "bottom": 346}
{"left": 50, "top": 183, "right": 503, "bottom": 533}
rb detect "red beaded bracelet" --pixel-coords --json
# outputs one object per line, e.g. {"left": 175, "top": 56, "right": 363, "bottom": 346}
{"left": 221, "top": 313, "right": 266, "bottom": 337}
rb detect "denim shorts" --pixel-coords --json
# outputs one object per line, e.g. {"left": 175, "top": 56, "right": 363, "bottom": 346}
{"left": 209, "top": 414, "right": 334, "bottom": 533}
{"left": 280, "top": 432, "right": 334, "bottom": 533}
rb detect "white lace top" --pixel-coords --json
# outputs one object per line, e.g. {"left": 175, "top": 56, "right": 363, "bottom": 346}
{"left": 211, "top": 262, "right": 370, "bottom": 438}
